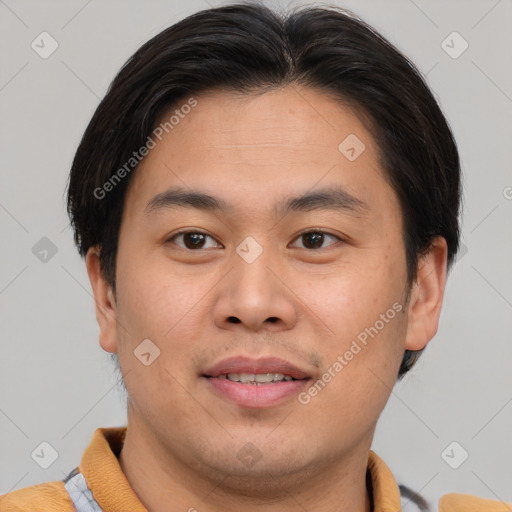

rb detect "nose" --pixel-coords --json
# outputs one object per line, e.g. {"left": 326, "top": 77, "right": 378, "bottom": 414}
{"left": 213, "top": 248, "right": 298, "bottom": 333}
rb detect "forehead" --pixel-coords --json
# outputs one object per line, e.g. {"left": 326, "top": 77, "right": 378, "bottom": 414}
{"left": 124, "top": 85, "right": 391, "bottom": 218}
{"left": 160, "top": 86, "right": 373, "bottom": 158}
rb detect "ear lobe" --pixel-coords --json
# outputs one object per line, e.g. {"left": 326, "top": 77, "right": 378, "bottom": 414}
{"left": 404, "top": 237, "right": 448, "bottom": 351}
{"left": 85, "top": 246, "right": 118, "bottom": 354}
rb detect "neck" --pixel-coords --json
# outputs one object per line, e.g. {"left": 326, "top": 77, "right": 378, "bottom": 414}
{"left": 119, "top": 406, "right": 373, "bottom": 512}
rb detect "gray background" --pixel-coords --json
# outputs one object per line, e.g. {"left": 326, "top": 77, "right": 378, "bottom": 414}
{"left": 1, "top": 0, "right": 511, "bottom": 506}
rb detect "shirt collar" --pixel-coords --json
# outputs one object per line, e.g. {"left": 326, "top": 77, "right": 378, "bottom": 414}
{"left": 367, "top": 449, "right": 402, "bottom": 511}
{"left": 79, "top": 427, "right": 146, "bottom": 511}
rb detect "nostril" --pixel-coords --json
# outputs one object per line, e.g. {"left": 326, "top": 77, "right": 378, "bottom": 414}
{"left": 228, "top": 316, "right": 241, "bottom": 323}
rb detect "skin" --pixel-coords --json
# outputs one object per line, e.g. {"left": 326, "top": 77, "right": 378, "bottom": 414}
{"left": 86, "top": 85, "right": 447, "bottom": 512}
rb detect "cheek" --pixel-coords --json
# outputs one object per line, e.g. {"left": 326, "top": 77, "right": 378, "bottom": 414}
{"left": 305, "top": 297, "right": 407, "bottom": 437}
{"left": 113, "top": 256, "right": 210, "bottom": 412}
{"left": 116, "top": 252, "right": 204, "bottom": 337}
{"left": 113, "top": 252, "right": 228, "bottom": 393}
{"left": 305, "top": 255, "right": 406, "bottom": 342}
{"left": 298, "top": 253, "right": 407, "bottom": 404}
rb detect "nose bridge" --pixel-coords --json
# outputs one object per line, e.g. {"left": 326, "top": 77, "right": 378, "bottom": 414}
{"left": 232, "top": 234, "right": 278, "bottom": 301}
{"left": 213, "top": 235, "right": 298, "bottom": 331}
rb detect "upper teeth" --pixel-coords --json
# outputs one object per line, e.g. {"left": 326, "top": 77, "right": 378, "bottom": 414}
{"left": 217, "top": 373, "right": 294, "bottom": 383}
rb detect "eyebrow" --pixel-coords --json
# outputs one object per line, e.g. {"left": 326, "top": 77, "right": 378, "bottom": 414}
{"left": 144, "top": 185, "right": 367, "bottom": 218}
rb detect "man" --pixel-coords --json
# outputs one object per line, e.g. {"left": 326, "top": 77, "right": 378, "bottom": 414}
{"left": 1, "top": 3, "right": 509, "bottom": 511}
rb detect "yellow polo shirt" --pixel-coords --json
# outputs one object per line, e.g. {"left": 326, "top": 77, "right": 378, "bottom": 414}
{"left": 0, "top": 427, "right": 510, "bottom": 511}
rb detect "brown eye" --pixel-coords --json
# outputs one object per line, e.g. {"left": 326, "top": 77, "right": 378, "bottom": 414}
{"left": 170, "top": 231, "right": 219, "bottom": 250}
{"left": 292, "top": 231, "right": 340, "bottom": 250}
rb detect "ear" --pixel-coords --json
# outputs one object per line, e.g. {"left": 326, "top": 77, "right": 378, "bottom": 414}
{"left": 404, "top": 237, "right": 448, "bottom": 351}
{"left": 85, "top": 246, "right": 118, "bottom": 354}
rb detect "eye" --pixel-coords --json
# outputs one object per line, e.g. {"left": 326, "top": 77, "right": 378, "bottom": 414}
{"left": 290, "top": 230, "right": 342, "bottom": 250}
{"left": 168, "top": 231, "right": 221, "bottom": 250}
{"left": 167, "top": 230, "right": 342, "bottom": 251}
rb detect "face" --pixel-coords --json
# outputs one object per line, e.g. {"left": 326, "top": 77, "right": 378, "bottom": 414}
{"left": 88, "top": 85, "right": 446, "bottom": 491}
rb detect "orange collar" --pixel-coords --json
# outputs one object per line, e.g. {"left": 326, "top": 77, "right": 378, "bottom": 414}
{"left": 79, "top": 427, "right": 146, "bottom": 511}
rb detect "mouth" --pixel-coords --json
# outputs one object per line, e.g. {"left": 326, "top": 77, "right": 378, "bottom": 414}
{"left": 203, "top": 355, "right": 311, "bottom": 380}
{"left": 213, "top": 372, "right": 298, "bottom": 384}
{"left": 202, "top": 356, "right": 312, "bottom": 408}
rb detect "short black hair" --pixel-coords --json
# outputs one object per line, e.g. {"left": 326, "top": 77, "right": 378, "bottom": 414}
{"left": 66, "top": 2, "right": 461, "bottom": 378}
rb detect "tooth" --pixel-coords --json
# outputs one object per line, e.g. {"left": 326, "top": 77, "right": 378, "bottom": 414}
{"left": 255, "top": 373, "right": 275, "bottom": 383}
{"left": 222, "top": 372, "right": 294, "bottom": 384}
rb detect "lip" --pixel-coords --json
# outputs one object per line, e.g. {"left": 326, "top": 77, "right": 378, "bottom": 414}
{"left": 203, "top": 356, "right": 311, "bottom": 380}
{"left": 202, "top": 356, "right": 312, "bottom": 408}
{"left": 204, "top": 377, "right": 310, "bottom": 408}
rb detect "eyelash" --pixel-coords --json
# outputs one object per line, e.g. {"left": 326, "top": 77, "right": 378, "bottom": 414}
{"left": 167, "top": 229, "right": 344, "bottom": 251}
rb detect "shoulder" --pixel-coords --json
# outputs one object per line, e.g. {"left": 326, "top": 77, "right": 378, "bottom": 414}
{"left": 439, "top": 493, "right": 512, "bottom": 512}
{"left": 0, "top": 481, "right": 74, "bottom": 512}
